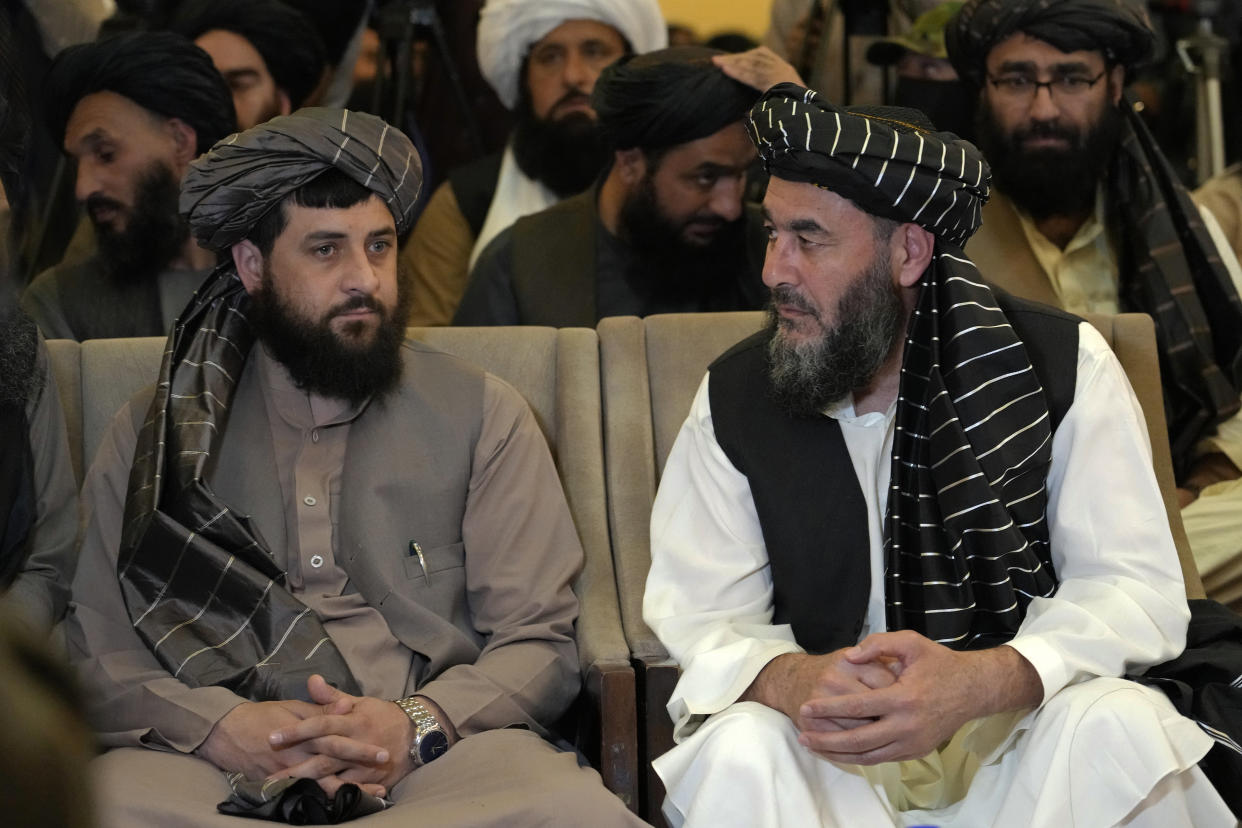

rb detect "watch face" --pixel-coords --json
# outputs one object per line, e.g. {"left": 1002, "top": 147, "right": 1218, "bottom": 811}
{"left": 418, "top": 730, "right": 450, "bottom": 764}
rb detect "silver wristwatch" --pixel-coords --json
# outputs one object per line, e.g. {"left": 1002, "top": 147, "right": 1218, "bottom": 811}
{"left": 393, "top": 695, "right": 450, "bottom": 767}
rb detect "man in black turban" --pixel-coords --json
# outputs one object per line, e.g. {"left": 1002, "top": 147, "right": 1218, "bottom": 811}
{"left": 67, "top": 107, "right": 646, "bottom": 825}
{"left": 170, "top": 0, "right": 328, "bottom": 131}
{"left": 454, "top": 45, "right": 798, "bottom": 326}
{"left": 945, "top": 0, "right": 1242, "bottom": 605}
{"left": 644, "top": 83, "right": 1233, "bottom": 826}
{"left": 20, "top": 31, "right": 235, "bottom": 341}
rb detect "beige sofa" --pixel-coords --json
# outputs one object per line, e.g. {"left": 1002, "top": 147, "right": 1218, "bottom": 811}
{"left": 48, "top": 311, "right": 1202, "bottom": 823}
{"left": 47, "top": 327, "right": 640, "bottom": 812}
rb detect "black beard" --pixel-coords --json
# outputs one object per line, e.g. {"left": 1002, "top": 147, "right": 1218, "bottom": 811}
{"left": 766, "top": 247, "right": 904, "bottom": 418}
{"left": 617, "top": 173, "right": 749, "bottom": 307}
{"left": 510, "top": 96, "right": 609, "bottom": 198}
{"left": 91, "top": 161, "right": 190, "bottom": 284}
{"left": 975, "top": 98, "right": 1122, "bottom": 221}
{"left": 247, "top": 266, "right": 411, "bottom": 407}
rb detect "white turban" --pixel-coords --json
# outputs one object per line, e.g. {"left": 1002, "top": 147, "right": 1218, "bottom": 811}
{"left": 477, "top": 0, "right": 667, "bottom": 110}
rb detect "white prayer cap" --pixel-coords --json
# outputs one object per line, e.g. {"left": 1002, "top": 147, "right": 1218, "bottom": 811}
{"left": 477, "top": 0, "right": 668, "bottom": 110}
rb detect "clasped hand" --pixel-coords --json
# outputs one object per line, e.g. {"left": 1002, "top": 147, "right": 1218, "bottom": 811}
{"left": 197, "top": 674, "right": 414, "bottom": 798}
{"left": 771, "top": 631, "right": 1026, "bottom": 766}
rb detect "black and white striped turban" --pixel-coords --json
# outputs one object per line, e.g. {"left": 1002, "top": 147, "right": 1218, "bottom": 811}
{"left": 748, "top": 83, "right": 990, "bottom": 248}
{"left": 180, "top": 107, "right": 422, "bottom": 252}
{"left": 945, "top": 0, "right": 1154, "bottom": 88}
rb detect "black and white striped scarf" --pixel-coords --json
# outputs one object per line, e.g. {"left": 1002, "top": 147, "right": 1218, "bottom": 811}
{"left": 885, "top": 252, "right": 1058, "bottom": 647}
{"left": 749, "top": 84, "right": 1056, "bottom": 647}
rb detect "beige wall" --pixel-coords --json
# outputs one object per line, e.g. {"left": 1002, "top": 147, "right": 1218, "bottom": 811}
{"left": 658, "top": 0, "right": 773, "bottom": 41}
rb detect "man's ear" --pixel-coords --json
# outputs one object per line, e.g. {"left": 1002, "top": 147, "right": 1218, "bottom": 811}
{"left": 165, "top": 117, "right": 199, "bottom": 165}
{"left": 232, "top": 239, "right": 265, "bottom": 295}
{"left": 277, "top": 88, "right": 293, "bottom": 117}
{"left": 1108, "top": 64, "right": 1125, "bottom": 107}
{"left": 613, "top": 148, "right": 647, "bottom": 187}
{"left": 893, "top": 223, "right": 935, "bottom": 289}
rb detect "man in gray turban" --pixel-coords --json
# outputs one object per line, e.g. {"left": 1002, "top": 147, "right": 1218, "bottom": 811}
{"left": 644, "top": 83, "right": 1233, "bottom": 826}
{"left": 946, "top": 0, "right": 1242, "bottom": 605}
{"left": 67, "top": 108, "right": 644, "bottom": 826}
{"left": 455, "top": 46, "right": 796, "bottom": 327}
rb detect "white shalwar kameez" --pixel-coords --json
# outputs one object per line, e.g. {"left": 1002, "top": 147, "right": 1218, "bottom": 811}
{"left": 645, "top": 322, "right": 1235, "bottom": 828}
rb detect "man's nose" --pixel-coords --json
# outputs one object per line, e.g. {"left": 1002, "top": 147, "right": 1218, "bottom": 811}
{"left": 1028, "top": 84, "right": 1061, "bottom": 121}
{"left": 709, "top": 177, "right": 745, "bottom": 224}
{"left": 341, "top": 247, "right": 380, "bottom": 295}
{"left": 74, "top": 163, "right": 100, "bottom": 204}
{"left": 563, "top": 50, "right": 592, "bottom": 93}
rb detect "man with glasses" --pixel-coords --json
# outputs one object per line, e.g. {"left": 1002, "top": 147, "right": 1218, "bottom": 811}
{"left": 946, "top": 0, "right": 1242, "bottom": 604}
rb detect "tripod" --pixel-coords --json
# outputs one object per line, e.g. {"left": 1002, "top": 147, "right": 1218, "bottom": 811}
{"left": 370, "top": 0, "right": 484, "bottom": 162}
{"left": 1175, "top": 4, "right": 1228, "bottom": 184}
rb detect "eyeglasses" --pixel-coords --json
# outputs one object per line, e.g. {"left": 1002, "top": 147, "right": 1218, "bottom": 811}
{"left": 986, "top": 71, "right": 1106, "bottom": 102}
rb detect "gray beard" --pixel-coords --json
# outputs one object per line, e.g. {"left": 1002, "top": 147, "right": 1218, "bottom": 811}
{"left": 766, "top": 249, "right": 904, "bottom": 418}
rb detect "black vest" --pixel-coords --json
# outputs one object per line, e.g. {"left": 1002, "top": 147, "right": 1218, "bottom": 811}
{"left": 507, "top": 191, "right": 770, "bottom": 327}
{"left": 708, "top": 292, "right": 1081, "bottom": 653}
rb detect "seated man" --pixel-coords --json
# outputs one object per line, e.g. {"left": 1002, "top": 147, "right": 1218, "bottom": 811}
{"left": 0, "top": 99, "right": 78, "bottom": 636}
{"left": 169, "top": 0, "right": 328, "bottom": 130}
{"left": 945, "top": 0, "right": 1242, "bottom": 603}
{"left": 68, "top": 108, "right": 643, "bottom": 826}
{"left": 404, "top": 0, "right": 667, "bottom": 326}
{"left": 455, "top": 46, "right": 790, "bottom": 327}
{"left": 21, "top": 32, "right": 235, "bottom": 341}
{"left": 644, "top": 85, "right": 1232, "bottom": 826}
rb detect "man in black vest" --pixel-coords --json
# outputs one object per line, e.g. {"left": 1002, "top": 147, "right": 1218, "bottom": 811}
{"left": 644, "top": 85, "right": 1231, "bottom": 826}
{"left": 455, "top": 46, "right": 797, "bottom": 327}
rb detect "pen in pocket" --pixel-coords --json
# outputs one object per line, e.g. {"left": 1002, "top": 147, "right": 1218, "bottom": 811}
{"left": 409, "top": 541, "right": 430, "bottom": 583}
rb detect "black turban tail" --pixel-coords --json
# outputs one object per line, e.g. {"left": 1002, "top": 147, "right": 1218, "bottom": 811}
{"left": 118, "top": 109, "right": 423, "bottom": 703}
{"left": 44, "top": 31, "right": 236, "bottom": 154}
{"left": 750, "top": 85, "right": 1059, "bottom": 648}
{"left": 945, "top": 0, "right": 1155, "bottom": 88}
{"left": 592, "top": 46, "right": 760, "bottom": 151}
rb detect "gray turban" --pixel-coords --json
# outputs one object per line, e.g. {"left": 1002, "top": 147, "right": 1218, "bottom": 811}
{"left": 945, "top": 0, "right": 1154, "bottom": 88}
{"left": 748, "top": 83, "right": 990, "bottom": 247}
{"left": 181, "top": 107, "right": 422, "bottom": 251}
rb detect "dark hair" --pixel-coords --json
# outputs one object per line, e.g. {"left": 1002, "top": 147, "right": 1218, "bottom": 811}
{"left": 44, "top": 31, "right": 236, "bottom": 154}
{"left": 247, "top": 168, "right": 375, "bottom": 256}
{"left": 170, "top": 0, "right": 327, "bottom": 109}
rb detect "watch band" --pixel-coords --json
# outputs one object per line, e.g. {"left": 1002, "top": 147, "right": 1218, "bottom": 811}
{"left": 393, "top": 695, "right": 449, "bottom": 767}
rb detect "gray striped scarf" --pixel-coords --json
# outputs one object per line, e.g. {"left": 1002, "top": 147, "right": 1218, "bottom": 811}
{"left": 117, "top": 108, "right": 422, "bottom": 700}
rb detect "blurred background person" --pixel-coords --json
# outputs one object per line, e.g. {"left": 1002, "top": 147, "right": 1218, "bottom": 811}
{"left": 403, "top": 0, "right": 666, "bottom": 326}
{"left": 169, "top": 0, "right": 328, "bottom": 130}
{"left": 21, "top": 32, "right": 235, "bottom": 341}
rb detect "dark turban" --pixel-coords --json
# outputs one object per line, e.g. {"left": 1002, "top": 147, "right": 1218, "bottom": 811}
{"left": 44, "top": 31, "right": 236, "bottom": 155}
{"left": 592, "top": 46, "right": 760, "bottom": 151}
{"left": 170, "top": 0, "right": 327, "bottom": 110}
{"left": 748, "top": 83, "right": 990, "bottom": 247}
{"left": 945, "top": 0, "right": 1155, "bottom": 87}
{"left": 181, "top": 107, "right": 423, "bottom": 251}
